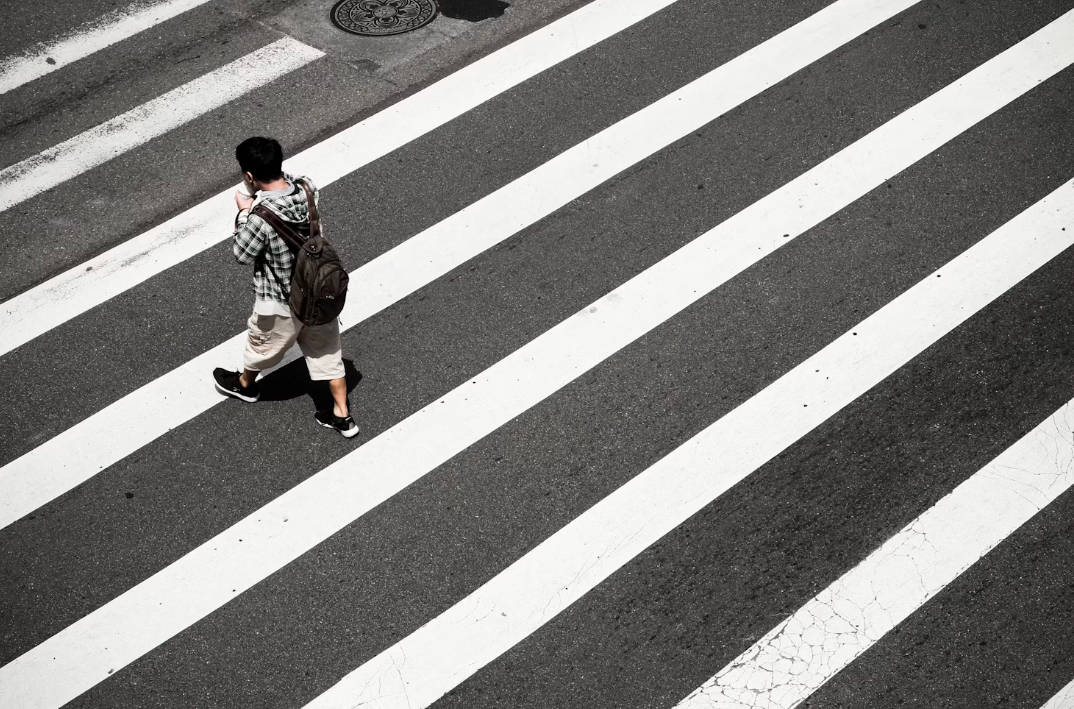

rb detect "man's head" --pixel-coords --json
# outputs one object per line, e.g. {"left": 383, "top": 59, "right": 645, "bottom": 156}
{"left": 235, "top": 137, "right": 284, "bottom": 187}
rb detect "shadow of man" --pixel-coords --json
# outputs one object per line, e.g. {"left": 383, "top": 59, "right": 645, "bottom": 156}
{"left": 257, "top": 357, "right": 363, "bottom": 414}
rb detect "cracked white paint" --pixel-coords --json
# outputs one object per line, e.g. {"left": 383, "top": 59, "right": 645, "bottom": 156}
{"left": 0, "top": 0, "right": 213, "bottom": 94}
{"left": 0, "top": 0, "right": 939, "bottom": 530}
{"left": 1042, "top": 678, "right": 1074, "bottom": 709}
{"left": 676, "top": 405, "right": 1074, "bottom": 708}
{"left": 0, "top": 37, "right": 324, "bottom": 213}
{"left": 0, "top": 0, "right": 681, "bottom": 357}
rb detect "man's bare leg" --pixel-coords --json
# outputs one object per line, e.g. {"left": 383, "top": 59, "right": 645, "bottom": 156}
{"left": 238, "top": 370, "right": 347, "bottom": 416}
{"left": 329, "top": 377, "right": 349, "bottom": 417}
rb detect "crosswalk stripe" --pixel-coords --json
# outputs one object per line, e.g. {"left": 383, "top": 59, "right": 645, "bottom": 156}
{"left": 0, "top": 0, "right": 923, "bottom": 529}
{"left": 298, "top": 178, "right": 1074, "bottom": 709}
{"left": 2, "top": 11, "right": 1071, "bottom": 707}
{"left": 1043, "top": 679, "right": 1074, "bottom": 709}
{"left": 0, "top": 0, "right": 680, "bottom": 357}
{"left": 0, "top": 37, "right": 324, "bottom": 214}
{"left": 675, "top": 395, "right": 1074, "bottom": 708}
{"left": 0, "top": 0, "right": 213, "bottom": 95}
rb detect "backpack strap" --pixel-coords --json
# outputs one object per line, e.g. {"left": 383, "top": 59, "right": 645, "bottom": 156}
{"left": 251, "top": 204, "right": 308, "bottom": 252}
{"left": 251, "top": 178, "right": 319, "bottom": 249}
{"left": 249, "top": 178, "right": 320, "bottom": 301}
{"left": 295, "top": 178, "right": 321, "bottom": 240}
{"left": 247, "top": 205, "right": 295, "bottom": 299}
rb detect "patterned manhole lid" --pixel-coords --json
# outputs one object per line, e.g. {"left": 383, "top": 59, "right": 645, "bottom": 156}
{"left": 331, "top": 0, "right": 438, "bottom": 36}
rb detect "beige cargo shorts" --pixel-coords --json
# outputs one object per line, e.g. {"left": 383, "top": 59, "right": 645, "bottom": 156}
{"left": 243, "top": 310, "right": 345, "bottom": 381}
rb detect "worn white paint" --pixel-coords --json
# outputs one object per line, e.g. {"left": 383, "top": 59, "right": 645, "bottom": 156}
{"left": 0, "top": 0, "right": 931, "bottom": 529}
{"left": 678, "top": 400, "right": 1074, "bottom": 708}
{"left": 3, "top": 13, "right": 1073, "bottom": 709}
{"left": 0, "top": 0, "right": 682, "bottom": 356}
{"left": 1043, "top": 679, "right": 1074, "bottom": 709}
{"left": 0, "top": 38, "right": 323, "bottom": 213}
{"left": 299, "top": 179, "right": 1074, "bottom": 709}
{"left": 0, "top": 0, "right": 213, "bottom": 94}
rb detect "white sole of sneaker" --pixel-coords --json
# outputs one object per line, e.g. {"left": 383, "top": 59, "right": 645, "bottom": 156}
{"left": 214, "top": 382, "right": 259, "bottom": 404}
{"left": 317, "top": 418, "right": 360, "bottom": 438}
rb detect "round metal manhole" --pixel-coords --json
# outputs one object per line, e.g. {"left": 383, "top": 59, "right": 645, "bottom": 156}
{"left": 331, "top": 0, "right": 439, "bottom": 36}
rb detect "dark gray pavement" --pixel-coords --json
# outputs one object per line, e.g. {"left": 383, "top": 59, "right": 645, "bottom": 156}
{"left": 429, "top": 170, "right": 1074, "bottom": 709}
{"left": 2, "top": 0, "right": 1073, "bottom": 707}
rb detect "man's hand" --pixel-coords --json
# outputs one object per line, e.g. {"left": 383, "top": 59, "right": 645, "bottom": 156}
{"left": 235, "top": 190, "right": 254, "bottom": 211}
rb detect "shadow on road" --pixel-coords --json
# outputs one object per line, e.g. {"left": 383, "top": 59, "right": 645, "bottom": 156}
{"left": 438, "top": 0, "right": 510, "bottom": 23}
{"left": 258, "top": 358, "right": 362, "bottom": 411}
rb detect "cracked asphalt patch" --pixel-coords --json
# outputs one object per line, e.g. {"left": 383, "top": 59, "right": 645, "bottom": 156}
{"left": 680, "top": 402, "right": 1074, "bottom": 707}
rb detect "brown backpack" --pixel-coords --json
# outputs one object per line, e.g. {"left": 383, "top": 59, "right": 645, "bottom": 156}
{"left": 253, "top": 179, "right": 349, "bottom": 326}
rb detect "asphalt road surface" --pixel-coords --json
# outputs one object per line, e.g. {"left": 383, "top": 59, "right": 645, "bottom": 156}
{"left": 2, "top": 0, "right": 1074, "bottom": 707}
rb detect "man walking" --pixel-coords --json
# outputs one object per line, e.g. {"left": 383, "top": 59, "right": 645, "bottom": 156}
{"left": 213, "top": 137, "right": 359, "bottom": 438}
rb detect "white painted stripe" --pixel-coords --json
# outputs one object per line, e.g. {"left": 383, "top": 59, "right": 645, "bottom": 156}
{"left": 677, "top": 393, "right": 1074, "bottom": 708}
{"left": 301, "top": 180, "right": 1074, "bottom": 709}
{"left": 0, "top": 0, "right": 680, "bottom": 356}
{"left": 2, "top": 13, "right": 1072, "bottom": 708}
{"left": 1043, "top": 679, "right": 1074, "bottom": 709}
{"left": 0, "top": 0, "right": 925, "bottom": 529}
{"left": 0, "top": 0, "right": 212, "bottom": 94}
{"left": 0, "top": 38, "right": 323, "bottom": 213}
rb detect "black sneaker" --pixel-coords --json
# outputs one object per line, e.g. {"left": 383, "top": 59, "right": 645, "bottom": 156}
{"left": 213, "top": 368, "right": 260, "bottom": 403}
{"left": 315, "top": 409, "right": 360, "bottom": 438}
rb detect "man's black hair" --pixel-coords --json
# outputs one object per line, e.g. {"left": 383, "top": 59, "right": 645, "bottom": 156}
{"left": 235, "top": 137, "right": 284, "bottom": 181}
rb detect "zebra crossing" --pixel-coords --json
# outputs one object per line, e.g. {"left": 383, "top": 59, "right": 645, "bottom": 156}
{"left": 0, "top": 37, "right": 324, "bottom": 213}
{"left": 0, "top": 0, "right": 943, "bottom": 533}
{"left": 0, "top": 0, "right": 677, "bottom": 354}
{"left": 0, "top": 0, "right": 216, "bottom": 93}
{"left": 1, "top": 0, "right": 1073, "bottom": 707}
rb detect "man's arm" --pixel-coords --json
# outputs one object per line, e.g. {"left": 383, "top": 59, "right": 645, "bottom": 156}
{"left": 233, "top": 211, "right": 267, "bottom": 264}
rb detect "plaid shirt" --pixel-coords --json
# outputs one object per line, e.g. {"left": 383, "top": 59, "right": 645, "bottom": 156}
{"left": 232, "top": 174, "right": 320, "bottom": 304}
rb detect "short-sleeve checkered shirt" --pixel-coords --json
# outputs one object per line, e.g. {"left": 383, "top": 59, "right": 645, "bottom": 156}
{"left": 232, "top": 174, "right": 320, "bottom": 304}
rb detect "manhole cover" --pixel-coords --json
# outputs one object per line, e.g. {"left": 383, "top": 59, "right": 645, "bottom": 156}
{"left": 331, "top": 0, "right": 438, "bottom": 36}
